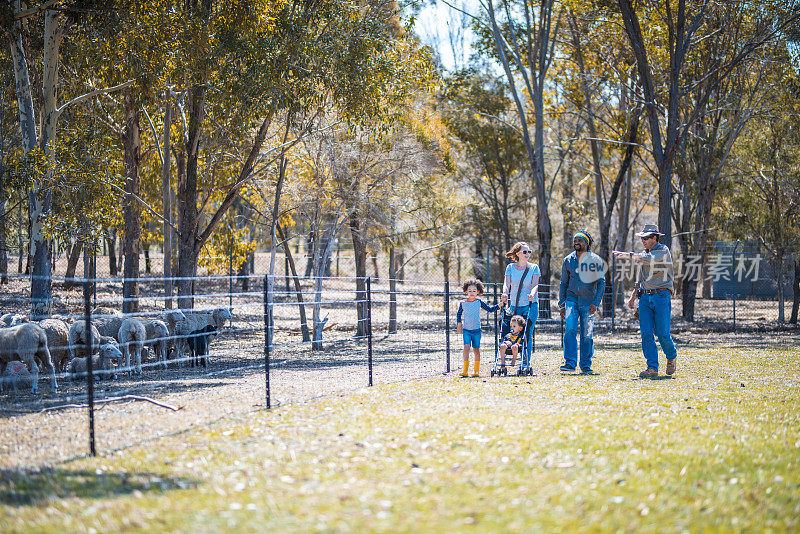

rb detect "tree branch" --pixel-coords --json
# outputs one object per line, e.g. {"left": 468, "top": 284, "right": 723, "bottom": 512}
{"left": 54, "top": 79, "right": 134, "bottom": 122}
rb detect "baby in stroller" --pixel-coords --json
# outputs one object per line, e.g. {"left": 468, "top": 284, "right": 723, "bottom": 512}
{"left": 498, "top": 315, "right": 525, "bottom": 372}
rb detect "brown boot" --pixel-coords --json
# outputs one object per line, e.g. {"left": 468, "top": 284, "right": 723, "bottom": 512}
{"left": 666, "top": 358, "right": 677, "bottom": 376}
{"left": 639, "top": 367, "right": 658, "bottom": 379}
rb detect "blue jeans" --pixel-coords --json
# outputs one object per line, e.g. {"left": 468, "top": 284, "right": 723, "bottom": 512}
{"left": 462, "top": 328, "right": 482, "bottom": 348}
{"left": 638, "top": 291, "right": 677, "bottom": 370}
{"left": 563, "top": 302, "right": 594, "bottom": 370}
{"left": 500, "top": 302, "right": 538, "bottom": 368}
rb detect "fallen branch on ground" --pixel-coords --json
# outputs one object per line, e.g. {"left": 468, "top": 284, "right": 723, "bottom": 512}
{"left": 41, "top": 395, "right": 183, "bottom": 412}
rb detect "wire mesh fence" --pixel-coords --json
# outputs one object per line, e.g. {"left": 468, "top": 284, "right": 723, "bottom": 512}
{"left": 0, "top": 274, "right": 458, "bottom": 469}
{"left": 2, "top": 240, "right": 799, "bottom": 469}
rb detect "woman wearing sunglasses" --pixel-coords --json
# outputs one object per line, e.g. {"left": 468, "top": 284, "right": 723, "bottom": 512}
{"left": 499, "top": 242, "right": 540, "bottom": 374}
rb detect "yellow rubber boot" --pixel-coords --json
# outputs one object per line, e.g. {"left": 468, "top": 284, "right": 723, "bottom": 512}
{"left": 460, "top": 359, "right": 469, "bottom": 378}
{"left": 471, "top": 359, "right": 480, "bottom": 377}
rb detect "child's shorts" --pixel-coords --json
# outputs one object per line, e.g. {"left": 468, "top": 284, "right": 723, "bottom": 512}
{"left": 462, "top": 328, "right": 482, "bottom": 348}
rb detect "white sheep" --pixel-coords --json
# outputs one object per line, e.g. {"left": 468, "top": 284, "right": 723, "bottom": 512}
{"left": 118, "top": 317, "right": 145, "bottom": 375}
{"left": 142, "top": 319, "right": 170, "bottom": 369}
{"left": 157, "top": 309, "right": 189, "bottom": 362}
{"left": 69, "top": 342, "right": 122, "bottom": 380}
{"left": 0, "top": 360, "right": 31, "bottom": 396}
{"left": 68, "top": 321, "right": 100, "bottom": 361}
{"left": 172, "top": 307, "right": 232, "bottom": 362}
{"left": 184, "top": 307, "right": 232, "bottom": 332}
{"left": 0, "top": 322, "right": 57, "bottom": 395}
{"left": 94, "top": 314, "right": 124, "bottom": 340}
{"left": 0, "top": 313, "right": 29, "bottom": 327}
{"left": 68, "top": 321, "right": 121, "bottom": 363}
{"left": 92, "top": 306, "right": 122, "bottom": 317}
{"left": 38, "top": 318, "right": 71, "bottom": 372}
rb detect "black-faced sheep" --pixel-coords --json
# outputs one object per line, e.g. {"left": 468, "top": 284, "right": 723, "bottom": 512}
{"left": 0, "top": 322, "right": 57, "bottom": 395}
{"left": 187, "top": 325, "right": 216, "bottom": 368}
{"left": 118, "top": 317, "right": 145, "bottom": 375}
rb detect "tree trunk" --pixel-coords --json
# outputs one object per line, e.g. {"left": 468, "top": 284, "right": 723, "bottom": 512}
{"left": 350, "top": 208, "right": 368, "bottom": 338}
{"left": 277, "top": 224, "right": 310, "bottom": 342}
{"left": 615, "top": 162, "right": 633, "bottom": 306}
{"left": 17, "top": 196, "right": 24, "bottom": 274}
{"left": 176, "top": 84, "right": 207, "bottom": 310}
{"left": 0, "top": 167, "right": 7, "bottom": 284}
{"left": 144, "top": 244, "right": 151, "bottom": 273}
{"left": 486, "top": 0, "right": 554, "bottom": 315}
{"left": 304, "top": 227, "right": 314, "bottom": 278}
{"left": 561, "top": 149, "right": 575, "bottom": 253}
{"left": 28, "top": 10, "right": 65, "bottom": 318}
{"left": 311, "top": 226, "right": 337, "bottom": 351}
{"left": 790, "top": 260, "right": 799, "bottom": 325}
{"left": 162, "top": 87, "right": 174, "bottom": 309}
{"left": 389, "top": 246, "right": 397, "bottom": 334}
{"left": 64, "top": 240, "right": 82, "bottom": 288}
{"left": 777, "top": 256, "right": 785, "bottom": 324}
{"left": 105, "top": 228, "right": 118, "bottom": 276}
{"left": 122, "top": 94, "right": 142, "bottom": 313}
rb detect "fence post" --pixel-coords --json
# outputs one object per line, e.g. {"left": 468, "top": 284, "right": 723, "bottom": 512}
{"left": 83, "top": 260, "right": 96, "bottom": 456}
{"left": 92, "top": 241, "right": 97, "bottom": 310}
{"left": 445, "top": 280, "right": 451, "bottom": 373}
{"left": 493, "top": 283, "right": 498, "bottom": 364}
{"left": 611, "top": 252, "right": 616, "bottom": 332}
{"left": 367, "top": 276, "right": 373, "bottom": 387}
{"left": 263, "top": 274, "right": 271, "bottom": 409}
{"left": 284, "top": 256, "right": 290, "bottom": 293}
{"left": 732, "top": 241, "right": 740, "bottom": 331}
{"left": 229, "top": 254, "right": 234, "bottom": 313}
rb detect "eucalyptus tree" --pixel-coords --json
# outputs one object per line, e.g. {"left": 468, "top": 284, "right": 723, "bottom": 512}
{"left": 65, "top": 0, "right": 176, "bottom": 311}
{"left": 168, "top": 0, "right": 427, "bottom": 310}
{"left": 441, "top": 69, "right": 529, "bottom": 276}
{"left": 2, "top": 0, "right": 129, "bottom": 317}
{"left": 476, "top": 0, "right": 560, "bottom": 310}
{"left": 615, "top": 0, "right": 795, "bottom": 248}
{"left": 718, "top": 71, "right": 800, "bottom": 323}
{"left": 561, "top": 4, "right": 645, "bottom": 313}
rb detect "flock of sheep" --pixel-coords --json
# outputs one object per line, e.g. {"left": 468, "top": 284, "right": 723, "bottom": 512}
{"left": 0, "top": 306, "right": 233, "bottom": 397}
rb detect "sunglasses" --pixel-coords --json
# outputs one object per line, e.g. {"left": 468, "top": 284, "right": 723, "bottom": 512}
{"left": 641, "top": 235, "right": 656, "bottom": 242}
{"left": 520, "top": 250, "right": 532, "bottom": 255}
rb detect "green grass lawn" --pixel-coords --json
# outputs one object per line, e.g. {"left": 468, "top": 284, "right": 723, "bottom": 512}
{"left": 2, "top": 341, "right": 799, "bottom": 532}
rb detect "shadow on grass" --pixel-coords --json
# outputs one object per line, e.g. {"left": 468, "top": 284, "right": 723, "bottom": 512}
{"left": 0, "top": 467, "right": 198, "bottom": 506}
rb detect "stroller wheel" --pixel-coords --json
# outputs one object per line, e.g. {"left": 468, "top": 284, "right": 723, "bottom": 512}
{"left": 502, "top": 367, "right": 508, "bottom": 376}
{"left": 490, "top": 369, "right": 496, "bottom": 377}
{"left": 526, "top": 367, "right": 533, "bottom": 376}
{"left": 517, "top": 368, "right": 523, "bottom": 376}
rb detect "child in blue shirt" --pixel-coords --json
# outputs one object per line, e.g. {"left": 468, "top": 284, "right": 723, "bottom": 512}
{"left": 499, "top": 315, "right": 525, "bottom": 370}
{"left": 456, "top": 279, "right": 501, "bottom": 377}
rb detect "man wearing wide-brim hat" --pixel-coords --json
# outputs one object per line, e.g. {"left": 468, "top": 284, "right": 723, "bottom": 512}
{"left": 612, "top": 224, "right": 678, "bottom": 378}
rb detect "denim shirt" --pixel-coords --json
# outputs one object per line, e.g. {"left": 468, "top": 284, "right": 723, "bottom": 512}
{"left": 558, "top": 251, "right": 606, "bottom": 307}
{"left": 635, "top": 243, "right": 674, "bottom": 292}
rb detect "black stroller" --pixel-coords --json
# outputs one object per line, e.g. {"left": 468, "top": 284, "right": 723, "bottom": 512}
{"left": 491, "top": 305, "right": 534, "bottom": 377}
